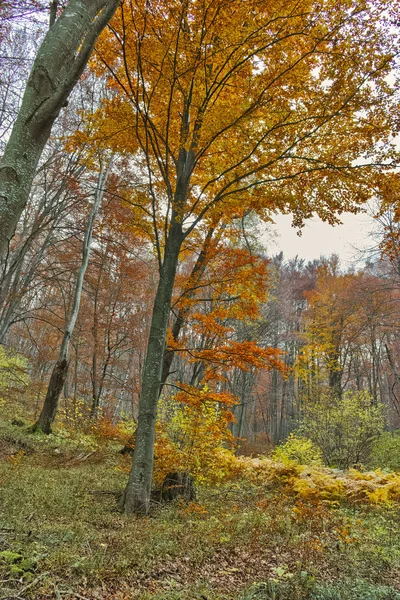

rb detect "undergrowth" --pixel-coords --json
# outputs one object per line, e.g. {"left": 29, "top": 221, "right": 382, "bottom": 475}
{"left": 0, "top": 419, "right": 399, "bottom": 599}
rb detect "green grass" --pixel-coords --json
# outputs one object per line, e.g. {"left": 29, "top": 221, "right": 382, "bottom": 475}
{"left": 0, "top": 419, "right": 399, "bottom": 599}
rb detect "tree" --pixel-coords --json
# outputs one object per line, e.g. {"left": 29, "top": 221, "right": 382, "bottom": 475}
{"left": 251, "top": 254, "right": 319, "bottom": 445}
{"left": 0, "top": 144, "right": 87, "bottom": 343}
{"left": 0, "top": 0, "right": 120, "bottom": 259}
{"left": 32, "top": 159, "right": 112, "bottom": 433}
{"left": 83, "top": 0, "right": 397, "bottom": 513}
{"left": 302, "top": 391, "right": 385, "bottom": 468}
{"left": 296, "top": 260, "right": 360, "bottom": 400}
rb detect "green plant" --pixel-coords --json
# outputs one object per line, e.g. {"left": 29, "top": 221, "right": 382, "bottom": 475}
{"left": 241, "top": 569, "right": 316, "bottom": 600}
{"left": 301, "top": 391, "right": 385, "bottom": 469}
{"left": 0, "top": 347, "right": 29, "bottom": 418}
{"left": 369, "top": 431, "right": 400, "bottom": 471}
{"left": 242, "top": 578, "right": 400, "bottom": 600}
{"left": 310, "top": 578, "right": 400, "bottom": 599}
{"left": 0, "top": 549, "right": 38, "bottom": 579}
{"left": 272, "top": 433, "right": 323, "bottom": 466}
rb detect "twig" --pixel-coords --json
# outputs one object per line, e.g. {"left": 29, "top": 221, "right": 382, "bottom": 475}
{"left": 205, "top": 487, "right": 251, "bottom": 498}
{"left": 20, "top": 573, "right": 49, "bottom": 593}
{"left": 59, "top": 591, "right": 90, "bottom": 600}
{"left": 0, "top": 572, "right": 52, "bottom": 600}
{"left": 88, "top": 490, "right": 120, "bottom": 496}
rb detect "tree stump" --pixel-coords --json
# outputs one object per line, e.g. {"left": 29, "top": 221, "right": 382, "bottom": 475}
{"left": 160, "top": 472, "right": 196, "bottom": 502}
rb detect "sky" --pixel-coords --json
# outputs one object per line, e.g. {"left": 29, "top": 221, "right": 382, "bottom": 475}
{"left": 265, "top": 211, "right": 377, "bottom": 266}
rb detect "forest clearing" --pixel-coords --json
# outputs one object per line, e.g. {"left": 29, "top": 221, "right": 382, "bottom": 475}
{"left": 1, "top": 0, "right": 400, "bottom": 598}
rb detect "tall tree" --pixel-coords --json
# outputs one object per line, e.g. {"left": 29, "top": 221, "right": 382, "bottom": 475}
{"left": 87, "top": 0, "right": 397, "bottom": 514}
{"left": 32, "top": 160, "right": 112, "bottom": 433}
{"left": 0, "top": 0, "right": 120, "bottom": 259}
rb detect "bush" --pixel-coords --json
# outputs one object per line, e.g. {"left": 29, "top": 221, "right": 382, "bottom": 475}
{"left": 272, "top": 433, "right": 323, "bottom": 465}
{"left": 301, "top": 391, "right": 385, "bottom": 469}
{"left": 369, "top": 431, "right": 400, "bottom": 471}
{"left": 154, "top": 398, "right": 239, "bottom": 485}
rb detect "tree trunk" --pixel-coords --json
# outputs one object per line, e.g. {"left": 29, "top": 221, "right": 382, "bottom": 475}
{"left": 32, "top": 162, "right": 111, "bottom": 433}
{"left": 33, "top": 359, "right": 69, "bottom": 433}
{"left": 0, "top": 0, "right": 119, "bottom": 259}
{"left": 160, "top": 225, "right": 216, "bottom": 392}
{"left": 122, "top": 221, "right": 183, "bottom": 515}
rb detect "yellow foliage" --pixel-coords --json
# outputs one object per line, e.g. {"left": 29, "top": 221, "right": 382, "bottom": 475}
{"left": 117, "top": 399, "right": 241, "bottom": 487}
{"left": 179, "top": 502, "right": 208, "bottom": 518}
{"left": 366, "top": 486, "right": 390, "bottom": 504}
{"left": 7, "top": 450, "right": 25, "bottom": 468}
{"left": 238, "top": 456, "right": 400, "bottom": 508}
{"left": 153, "top": 400, "right": 240, "bottom": 485}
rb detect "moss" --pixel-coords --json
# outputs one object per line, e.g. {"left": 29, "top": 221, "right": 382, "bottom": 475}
{"left": 0, "top": 550, "right": 23, "bottom": 563}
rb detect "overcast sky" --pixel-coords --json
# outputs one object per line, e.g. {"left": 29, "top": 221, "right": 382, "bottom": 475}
{"left": 265, "top": 211, "right": 377, "bottom": 266}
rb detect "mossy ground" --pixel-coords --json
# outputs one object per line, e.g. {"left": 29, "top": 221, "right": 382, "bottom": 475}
{"left": 0, "top": 419, "right": 399, "bottom": 599}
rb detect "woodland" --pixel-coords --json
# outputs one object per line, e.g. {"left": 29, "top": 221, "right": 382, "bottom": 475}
{"left": 0, "top": 0, "right": 400, "bottom": 599}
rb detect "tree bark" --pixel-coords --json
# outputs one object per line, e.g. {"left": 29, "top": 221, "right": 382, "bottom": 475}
{"left": 32, "top": 162, "right": 111, "bottom": 433}
{"left": 0, "top": 0, "right": 120, "bottom": 259}
{"left": 33, "top": 359, "right": 69, "bottom": 433}
{"left": 122, "top": 220, "right": 184, "bottom": 515}
{"left": 160, "top": 225, "right": 216, "bottom": 392}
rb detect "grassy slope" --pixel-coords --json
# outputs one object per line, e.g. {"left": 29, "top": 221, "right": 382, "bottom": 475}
{"left": 0, "top": 419, "right": 399, "bottom": 600}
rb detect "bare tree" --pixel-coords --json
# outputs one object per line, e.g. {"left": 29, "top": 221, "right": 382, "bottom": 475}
{"left": 32, "top": 160, "right": 112, "bottom": 433}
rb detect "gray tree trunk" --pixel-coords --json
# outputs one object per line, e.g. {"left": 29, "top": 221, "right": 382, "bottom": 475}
{"left": 160, "top": 225, "right": 216, "bottom": 392}
{"left": 122, "top": 220, "right": 184, "bottom": 515}
{"left": 33, "top": 162, "right": 111, "bottom": 433}
{"left": 0, "top": 0, "right": 119, "bottom": 259}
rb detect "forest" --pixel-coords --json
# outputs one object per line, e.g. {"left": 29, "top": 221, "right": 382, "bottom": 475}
{"left": 0, "top": 1, "right": 400, "bottom": 599}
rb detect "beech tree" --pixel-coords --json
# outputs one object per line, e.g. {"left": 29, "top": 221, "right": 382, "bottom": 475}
{"left": 0, "top": 0, "right": 120, "bottom": 259}
{"left": 76, "top": 0, "right": 397, "bottom": 513}
{"left": 33, "top": 160, "right": 112, "bottom": 433}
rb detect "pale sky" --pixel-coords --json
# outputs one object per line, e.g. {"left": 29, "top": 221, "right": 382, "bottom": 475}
{"left": 266, "top": 212, "right": 376, "bottom": 266}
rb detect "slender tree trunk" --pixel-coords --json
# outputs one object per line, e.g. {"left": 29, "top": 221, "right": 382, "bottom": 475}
{"left": 113, "top": 351, "right": 134, "bottom": 423}
{"left": 34, "top": 359, "right": 69, "bottom": 433}
{"left": 122, "top": 221, "right": 183, "bottom": 515}
{"left": 0, "top": 0, "right": 119, "bottom": 259}
{"left": 91, "top": 285, "right": 100, "bottom": 417}
{"left": 32, "top": 163, "right": 111, "bottom": 433}
{"left": 160, "top": 225, "right": 216, "bottom": 391}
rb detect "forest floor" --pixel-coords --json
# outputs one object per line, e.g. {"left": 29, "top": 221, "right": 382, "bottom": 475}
{"left": 0, "top": 419, "right": 400, "bottom": 600}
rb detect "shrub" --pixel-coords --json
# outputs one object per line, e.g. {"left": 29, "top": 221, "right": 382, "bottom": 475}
{"left": 369, "top": 431, "right": 400, "bottom": 471}
{"left": 272, "top": 433, "right": 323, "bottom": 465}
{"left": 154, "top": 398, "right": 239, "bottom": 485}
{"left": 301, "top": 391, "right": 385, "bottom": 469}
{"left": 117, "top": 399, "right": 241, "bottom": 486}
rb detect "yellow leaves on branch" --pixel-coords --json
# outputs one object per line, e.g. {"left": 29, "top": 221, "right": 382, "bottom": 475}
{"left": 86, "top": 0, "right": 397, "bottom": 228}
{"left": 154, "top": 399, "right": 240, "bottom": 485}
